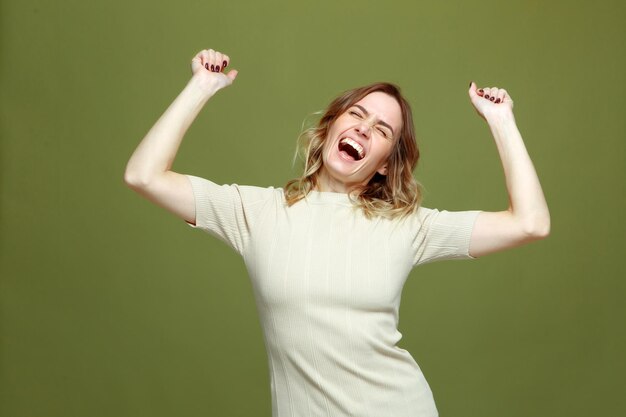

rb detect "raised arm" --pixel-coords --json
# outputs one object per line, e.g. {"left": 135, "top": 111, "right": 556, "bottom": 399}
{"left": 466, "top": 82, "right": 550, "bottom": 258}
{"left": 124, "top": 49, "right": 238, "bottom": 224}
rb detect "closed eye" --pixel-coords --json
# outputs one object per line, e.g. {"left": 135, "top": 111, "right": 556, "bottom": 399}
{"left": 349, "top": 110, "right": 363, "bottom": 119}
{"left": 377, "top": 126, "right": 391, "bottom": 138}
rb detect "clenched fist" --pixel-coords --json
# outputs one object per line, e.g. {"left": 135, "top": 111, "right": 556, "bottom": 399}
{"left": 468, "top": 81, "right": 514, "bottom": 122}
{"left": 191, "top": 49, "right": 238, "bottom": 93}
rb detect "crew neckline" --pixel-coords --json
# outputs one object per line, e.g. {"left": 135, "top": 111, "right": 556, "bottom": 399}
{"left": 305, "top": 190, "right": 354, "bottom": 205}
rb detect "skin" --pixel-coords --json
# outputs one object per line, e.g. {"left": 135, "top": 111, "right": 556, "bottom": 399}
{"left": 316, "top": 92, "right": 402, "bottom": 194}
{"left": 465, "top": 81, "right": 550, "bottom": 257}
{"left": 125, "top": 49, "right": 550, "bottom": 260}
{"left": 124, "top": 49, "right": 235, "bottom": 226}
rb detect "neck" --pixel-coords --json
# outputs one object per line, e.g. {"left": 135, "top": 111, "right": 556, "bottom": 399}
{"left": 315, "top": 170, "right": 358, "bottom": 194}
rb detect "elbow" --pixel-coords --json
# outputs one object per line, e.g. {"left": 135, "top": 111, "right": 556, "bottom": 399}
{"left": 522, "top": 216, "right": 551, "bottom": 241}
{"left": 124, "top": 169, "right": 150, "bottom": 190}
{"left": 529, "top": 223, "right": 550, "bottom": 240}
{"left": 124, "top": 170, "right": 140, "bottom": 189}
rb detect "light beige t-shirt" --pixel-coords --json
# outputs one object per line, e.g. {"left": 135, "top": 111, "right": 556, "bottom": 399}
{"left": 185, "top": 175, "right": 480, "bottom": 417}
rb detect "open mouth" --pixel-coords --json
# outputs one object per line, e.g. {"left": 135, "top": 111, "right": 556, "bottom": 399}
{"left": 338, "top": 137, "right": 365, "bottom": 161}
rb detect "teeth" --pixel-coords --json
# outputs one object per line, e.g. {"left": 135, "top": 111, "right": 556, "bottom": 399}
{"left": 339, "top": 137, "right": 364, "bottom": 159}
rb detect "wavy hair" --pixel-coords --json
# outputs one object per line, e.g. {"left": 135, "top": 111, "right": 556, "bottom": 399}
{"left": 284, "top": 82, "right": 423, "bottom": 219}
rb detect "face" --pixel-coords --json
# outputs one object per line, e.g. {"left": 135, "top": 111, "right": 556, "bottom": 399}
{"left": 317, "top": 91, "right": 403, "bottom": 193}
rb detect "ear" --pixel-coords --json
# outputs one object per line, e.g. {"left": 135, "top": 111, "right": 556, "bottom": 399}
{"left": 376, "top": 164, "right": 388, "bottom": 176}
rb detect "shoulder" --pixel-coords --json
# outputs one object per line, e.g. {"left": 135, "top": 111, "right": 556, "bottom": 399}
{"left": 406, "top": 206, "right": 482, "bottom": 265}
{"left": 413, "top": 206, "right": 481, "bottom": 226}
{"left": 396, "top": 205, "right": 438, "bottom": 228}
{"left": 237, "top": 184, "right": 284, "bottom": 201}
{"left": 402, "top": 205, "right": 481, "bottom": 240}
{"left": 186, "top": 174, "right": 281, "bottom": 202}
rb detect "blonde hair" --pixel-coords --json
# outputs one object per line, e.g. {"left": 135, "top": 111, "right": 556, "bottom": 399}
{"left": 284, "top": 82, "right": 423, "bottom": 219}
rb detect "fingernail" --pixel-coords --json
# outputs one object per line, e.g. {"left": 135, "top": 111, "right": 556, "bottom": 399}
{"left": 485, "top": 94, "right": 490, "bottom": 99}
{"left": 223, "top": 60, "right": 228, "bottom": 68}
{"left": 495, "top": 98, "right": 501, "bottom": 103}
{"left": 469, "top": 81, "right": 472, "bottom": 87}
{"left": 210, "top": 64, "right": 215, "bottom": 71}
{"left": 478, "top": 89, "right": 484, "bottom": 93}
{"left": 216, "top": 65, "right": 221, "bottom": 72}
{"left": 490, "top": 97, "right": 495, "bottom": 101}
{"left": 205, "top": 63, "right": 209, "bottom": 70}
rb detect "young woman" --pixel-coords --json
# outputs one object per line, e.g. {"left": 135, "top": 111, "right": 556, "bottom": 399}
{"left": 125, "top": 48, "right": 549, "bottom": 417}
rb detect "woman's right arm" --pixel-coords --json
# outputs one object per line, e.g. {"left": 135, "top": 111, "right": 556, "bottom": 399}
{"left": 124, "top": 49, "right": 237, "bottom": 225}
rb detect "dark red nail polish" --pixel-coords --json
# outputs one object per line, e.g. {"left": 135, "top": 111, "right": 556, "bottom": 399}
{"left": 485, "top": 94, "right": 490, "bottom": 99}
{"left": 205, "top": 63, "right": 209, "bottom": 70}
{"left": 223, "top": 60, "right": 227, "bottom": 68}
{"left": 210, "top": 64, "right": 214, "bottom": 71}
{"left": 216, "top": 65, "right": 221, "bottom": 72}
{"left": 495, "top": 98, "right": 501, "bottom": 103}
{"left": 478, "top": 89, "right": 484, "bottom": 93}
{"left": 490, "top": 97, "right": 495, "bottom": 101}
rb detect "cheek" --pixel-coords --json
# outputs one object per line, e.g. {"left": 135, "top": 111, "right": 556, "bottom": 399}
{"left": 372, "top": 141, "right": 395, "bottom": 162}
{"left": 321, "top": 138, "right": 334, "bottom": 158}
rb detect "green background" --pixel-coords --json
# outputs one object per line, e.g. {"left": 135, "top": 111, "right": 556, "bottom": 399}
{"left": 2, "top": 0, "right": 624, "bottom": 416}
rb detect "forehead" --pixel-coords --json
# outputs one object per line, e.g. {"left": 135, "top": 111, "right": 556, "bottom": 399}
{"left": 352, "top": 92, "right": 403, "bottom": 131}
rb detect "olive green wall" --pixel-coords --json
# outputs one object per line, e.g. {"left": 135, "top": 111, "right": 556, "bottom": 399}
{"left": 1, "top": 0, "right": 624, "bottom": 416}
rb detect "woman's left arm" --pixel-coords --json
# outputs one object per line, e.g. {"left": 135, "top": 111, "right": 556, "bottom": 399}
{"left": 466, "top": 82, "right": 550, "bottom": 258}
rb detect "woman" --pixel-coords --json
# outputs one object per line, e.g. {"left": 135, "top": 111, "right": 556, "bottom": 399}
{"left": 125, "top": 49, "right": 549, "bottom": 417}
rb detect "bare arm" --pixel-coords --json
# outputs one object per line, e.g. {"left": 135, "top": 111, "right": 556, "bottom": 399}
{"left": 124, "top": 49, "right": 238, "bottom": 224}
{"left": 466, "top": 82, "right": 550, "bottom": 258}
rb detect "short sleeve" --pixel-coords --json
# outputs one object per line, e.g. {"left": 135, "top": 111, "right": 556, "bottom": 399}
{"left": 184, "top": 175, "right": 276, "bottom": 255}
{"left": 410, "top": 207, "right": 481, "bottom": 266}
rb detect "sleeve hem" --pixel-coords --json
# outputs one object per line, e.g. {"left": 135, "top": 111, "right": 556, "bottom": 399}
{"left": 183, "top": 175, "right": 200, "bottom": 228}
{"left": 465, "top": 210, "right": 482, "bottom": 260}
{"left": 412, "top": 208, "right": 483, "bottom": 266}
{"left": 184, "top": 174, "right": 214, "bottom": 230}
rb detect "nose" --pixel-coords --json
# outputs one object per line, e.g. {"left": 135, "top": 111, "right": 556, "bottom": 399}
{"left": 355, "top": 120, "right": 373, "bottom": 138}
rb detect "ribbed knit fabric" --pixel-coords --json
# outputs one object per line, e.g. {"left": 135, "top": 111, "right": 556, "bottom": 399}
{"left": 185, "top": 175, "right": 481, "bottom": 417}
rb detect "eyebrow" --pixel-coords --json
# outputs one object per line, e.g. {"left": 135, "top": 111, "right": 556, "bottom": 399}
{"left": 353, "top": 104, "right": 395, "bottom": 136}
